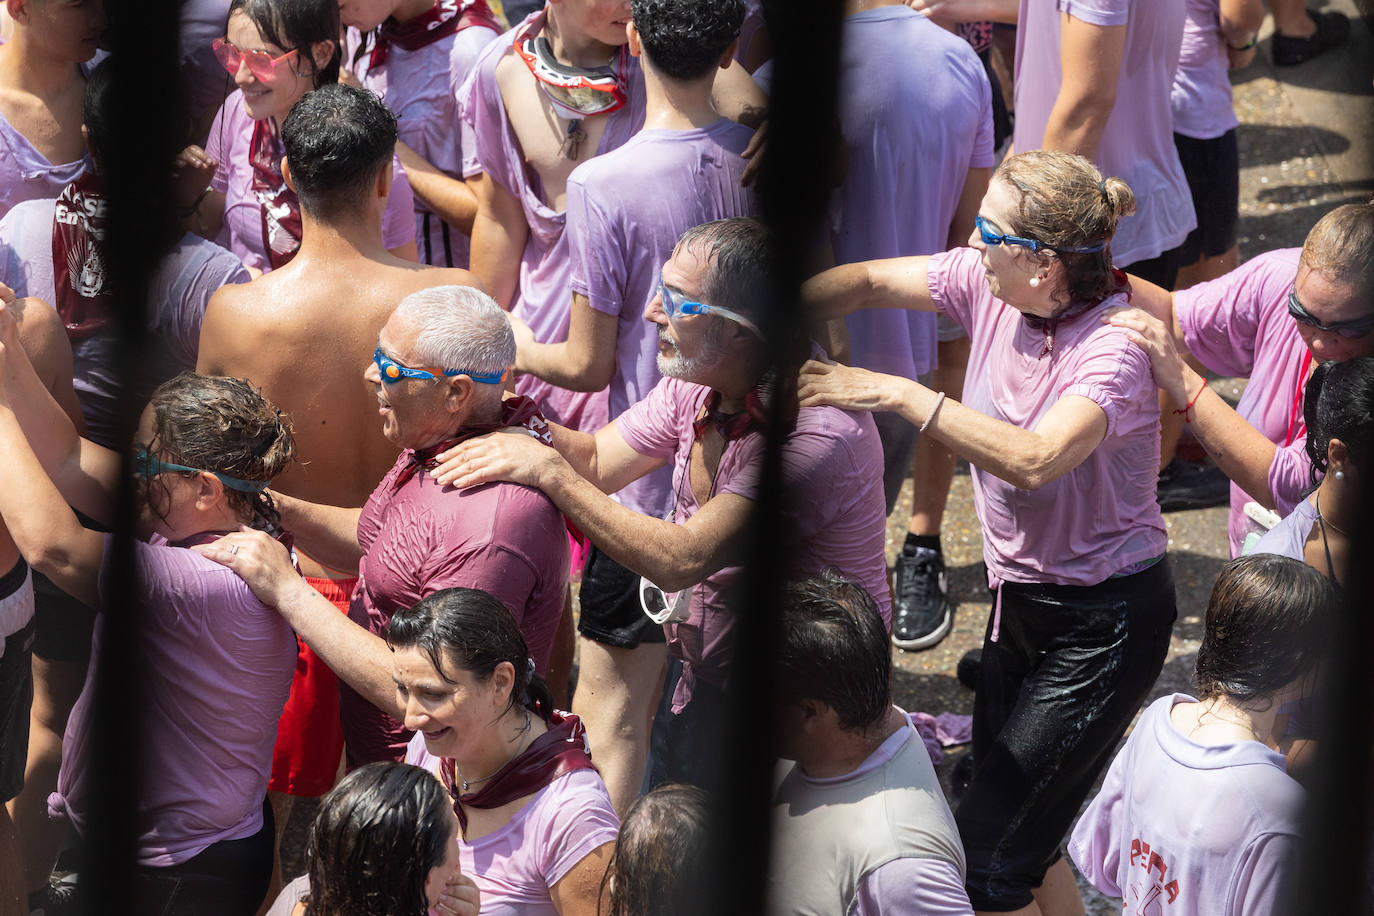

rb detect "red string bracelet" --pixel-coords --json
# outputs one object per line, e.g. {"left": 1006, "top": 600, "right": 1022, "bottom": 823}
{"left": 1172, "top": 378, "right": 1208, "bottom": 423}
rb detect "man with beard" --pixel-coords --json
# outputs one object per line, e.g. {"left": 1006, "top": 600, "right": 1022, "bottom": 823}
{"left": 429, "top": 218, "right": 890, "bottom": 787}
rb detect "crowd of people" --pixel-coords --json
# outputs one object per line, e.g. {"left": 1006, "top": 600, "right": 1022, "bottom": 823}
{"left": 0, "top": 0, "right": 1366, "bottom": 912}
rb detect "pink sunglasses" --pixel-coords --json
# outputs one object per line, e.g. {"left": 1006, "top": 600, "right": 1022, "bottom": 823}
{"left": 212, "top": 37, "right": 299, "bottom": 81}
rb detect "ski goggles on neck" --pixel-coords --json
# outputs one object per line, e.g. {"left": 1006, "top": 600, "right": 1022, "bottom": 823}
{"left": 212, "top": 37, "right": 299, "bottom": 82}
{"left": 373, "top": 347, "right": 504, "bottom": 385}
{"left": 132, "top": 444, "right": 272, "bottom": 493}
{"left": 513, "top": 27, "right": 626, "bottom": 116}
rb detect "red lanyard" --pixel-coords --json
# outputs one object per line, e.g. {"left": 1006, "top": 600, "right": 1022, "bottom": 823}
{"left": 1285, "top": 353, "right": 1314, "bottom": 447}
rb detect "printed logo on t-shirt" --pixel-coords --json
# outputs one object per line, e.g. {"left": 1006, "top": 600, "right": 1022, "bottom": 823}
{"left": 1126, "top": 838, "right": 1180, "bottom": 914}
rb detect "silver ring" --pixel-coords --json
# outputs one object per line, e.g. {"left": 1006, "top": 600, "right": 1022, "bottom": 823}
{"left": 230, "top": 544, "right": 239, "bottom": 556}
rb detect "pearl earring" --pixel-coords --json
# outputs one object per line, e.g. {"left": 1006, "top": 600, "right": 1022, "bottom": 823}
{"left": 1334, "top": 470, "right": 1345, "bottom": 480}
{"left": 1029, "top": 277, "right": 1041, "bottom": 288}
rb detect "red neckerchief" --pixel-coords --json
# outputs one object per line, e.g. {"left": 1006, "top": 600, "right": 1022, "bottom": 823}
{"left": 692, "top": 388, "right": 768, "bottom": 442}
{"left": 368, "top": 0, "right": 500, "bottom": 68}
{"left": 51, "top": 172, "right": 114, "bottom": 341}
{"left": 249, "top": 119, "right": 303, "bottom": 270}
{"left": 393, "top": 395, "right": 552, "bottom": 490}
{"left": 438, "top": 711, "right": 596, "bottom": 832}
{"left": 1022, "top": 268, "right": 1132, "bottom": 357}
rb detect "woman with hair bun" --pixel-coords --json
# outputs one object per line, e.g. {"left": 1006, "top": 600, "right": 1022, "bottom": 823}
{"left": 801, "top": 149, "right": 1177, "bottom": 914}
{"left": 0, "top": 301, "right": 299, "bottom": 911}
{"left": 1253, "top": 356, "right": 1374, "bottom": 588}
{"left": 1071, "top": 554, "right": 1333, "bottom": 916}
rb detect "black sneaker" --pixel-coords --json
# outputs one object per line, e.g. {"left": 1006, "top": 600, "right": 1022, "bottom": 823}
{"left": 1156, "top": 457, "right": 1230, "bottom": 512}
{"left": 891, "top": 547, "right": 954, "bottom": 651}
{"left": 29, "top": 878, "right": 79, "bottom": 916}
{"left": 1272, "top": 9, "right": 1350, "bottom": 66}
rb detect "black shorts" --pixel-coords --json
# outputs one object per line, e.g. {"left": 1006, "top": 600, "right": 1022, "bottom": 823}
{"left": 1, "top": 560, "right": 36, "bottom": 802}
{"left": 1174, "top": 129, "right": 1240, "bottom": 265}
{"left": 577, "top": 544, "right": 666, "bottom": 649}
{"left": 955, "top": 559, "right": 1177, "bottom": 912}
{"left": 32, "top": 508, "right": 105, "bottom": 663}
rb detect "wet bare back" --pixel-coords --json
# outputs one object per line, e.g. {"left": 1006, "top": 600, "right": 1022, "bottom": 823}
{"left": 196, "top": 250, "right": 481, "bottom": 577}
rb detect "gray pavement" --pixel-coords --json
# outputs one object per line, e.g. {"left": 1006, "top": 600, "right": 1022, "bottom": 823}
{"left": 887, "top": 5, "right": 1373, "bottom": 911}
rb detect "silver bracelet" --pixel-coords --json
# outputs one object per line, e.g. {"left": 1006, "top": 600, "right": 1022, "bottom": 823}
{"left": 919, "top": 391, "right": 946, "bottom": 434}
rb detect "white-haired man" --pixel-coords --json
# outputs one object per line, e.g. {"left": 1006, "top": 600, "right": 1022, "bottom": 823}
{"left": 265, "top": 285, "right": 570, "bottom": 767}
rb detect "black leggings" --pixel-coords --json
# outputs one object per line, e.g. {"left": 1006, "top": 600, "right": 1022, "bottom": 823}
{"left": 134, "top": 798, "right": 274, "bottom": 916}
{"left": 955, "top": 560, "right": 1177, "bottom": 912}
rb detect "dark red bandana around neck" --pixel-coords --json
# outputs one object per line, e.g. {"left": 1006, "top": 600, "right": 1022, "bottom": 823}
{"left": 438, "top": 711, "right": 596, "bottom": 832}
{"left": 249, "top": 119, "right": 303, "bottom": 271}
{"left": 394, "top": 395, "right": 552, "bottom": 489}
{"left": 1021, "top": 267, "right": 1132, "bottom": 357}
{"left": 369, "top": 0, "right": 500, "bottom": 68}
{"left": 51, "top": 172, "right": 114, "bottom": 341}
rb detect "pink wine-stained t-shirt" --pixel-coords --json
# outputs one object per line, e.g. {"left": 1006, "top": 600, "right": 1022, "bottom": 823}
{"left": 206, "top": 90, "right": 417, "bottom": 273}
{"left": 927, "top": 247, "right": 1167, "bottom": 587}
{"left": 1174, "top": 248, "right": 1311, "bottom": 555}
{"left": 0, "top": 110, "right": 88, "bottom": 215}
{"left": 1070, "top": 694, "right": 1303, "bottom": 916}
{"left": 1013, "top": 0, "right": 1194, "bottom": 268}
{"left": 565, "top": 118, "right": 758, "bottom": 517}
{"left": 834, "top": 6, "right": 994, "bottom": 381}
{"left": 616, "top": 374, "right": 890, "bottom": 712}
{"left": 50, "top": 535, "right": 296, "bottom": 866}
{"left": 1171, "top": 0, "right": 1240, "bottom": 140}
{"left": 407, "top": 733, "right": 619, "bottom": 915}
{"left": 458, "top": 10, "right": 648, "bottom": 429}
{"left": 339, "top": 448, "right": 570, "bottom": 766}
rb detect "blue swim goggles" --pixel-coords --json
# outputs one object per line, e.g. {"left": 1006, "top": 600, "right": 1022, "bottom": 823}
{"left": 975, "top": 215, "right": 1106, "bottom": 255}
{"left": 132, "top": 444, "right": 271, "bottom": 494}
{"left": 373, "top": 347, "right": 504, "bottom": 385}
{"left": 657, "top": 273, "right": 763, "bottom": 337}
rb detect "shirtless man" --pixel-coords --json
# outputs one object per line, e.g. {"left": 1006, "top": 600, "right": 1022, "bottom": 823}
{"left": 0, "top": 0, "right": 104, "bottom": 213}
{"left": 194, "top": 82, "right": 480, "bottom": 904}
{"left": 0, "top": 288, "right": 82, "bottom": 914}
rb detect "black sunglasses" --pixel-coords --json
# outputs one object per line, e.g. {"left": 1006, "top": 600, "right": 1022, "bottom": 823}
{"left": 1287, "top": 287, "right": 1374, "bottom": 339}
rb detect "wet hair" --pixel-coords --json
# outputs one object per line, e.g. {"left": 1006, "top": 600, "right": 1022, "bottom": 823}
{"left": 392, "top": 285, "right": 515, "bottom": 379}
{"left": 1299, "top": 200, "right": 1374, "bottom": 309}
{"left": 1304, "top": 356, "right": 1374, "bottom": 485}
{"left": 303, "top": 762, "right": 452, "bottom": 916}
{"left": 1194, "top": 554, "right": 1335, "bottom": 704}
{"left": 387, "top": 588, "right": 553, "bottom": 723}
{"left": 601, "top": 784, "right": 710, "bottom": 916}
{"left": 144, "top": 374, "right": 297, "bottom": 529}
{"left": 631, "top": 0, "right": 744, "bottom": 81}
{"left": 282, "top": 84, "right": 397, "bottom": 222}
{"left": 996, "top": 150, "right": 1137, "bottom": 304}
{"left": 227, "top": 0, "right": 342, "bottom": 87}
{"left": 776, "top": 569, "right": 891, "bottom": 732}
{"left": 675, "top": 217, "right": 776, "bottom": 329}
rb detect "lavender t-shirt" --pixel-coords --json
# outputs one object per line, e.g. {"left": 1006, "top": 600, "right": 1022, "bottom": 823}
{"left": 1013, "top": 0, "right": 1195, "bottom": 268}
{"left": 407, "top": 733, "right": 620, "bottom": 915}
{"left": 345, "top": 23, "right": 499, "bottom": 267}
{"left": 339, "top": 448, "right": 570, "bottom": 766}
{"left": 616, "top": 375, "right": 890, "bottom": 712}
{"left": 50, "top": 535, "right": 296, "bottom": 866}
{"left": 458, "top": 11, "right": 648, "bottom": 429}
{"left": 1070, "top": 694, "right": 1303, "bottom": 916}
{"left": 205, "top": 90, "right": 417, "bottom": 273}
{"left": 928, "top": 247, "right": 1167, "bottom": 587}
{"left": 0, "top": 111, "right": 88, "bottom": 215}
{"left": 565, "top": 118, "right": 758, "bottom": 517}
{"left": 1171, "top": 0, "right": 1240, "bottom": 140}
{"left": 1249, "top": 496, "right": 1319, "bottom": 561}
{"left": 0, "top": 197, "right": 250, "bottom": 448}
{"left": 834, "top": 6, "right": 994, "bottom": 381}
{"left": 1175, "top": 249, "right": 1310, "bottom": 555}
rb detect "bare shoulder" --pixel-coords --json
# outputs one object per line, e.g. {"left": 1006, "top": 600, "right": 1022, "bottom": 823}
{"left": 429, "top": 266, "right": 486, "bottom": 294}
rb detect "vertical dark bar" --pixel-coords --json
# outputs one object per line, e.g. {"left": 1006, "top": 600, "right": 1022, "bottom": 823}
{"left": 79, "top": 0, "right": 181, "bottom": 910}
{"left": 708, "top": 2, "right": 845, "bottom": 913}
{"left": 1295, "top": 479, "right": 1374, "bottom": 913}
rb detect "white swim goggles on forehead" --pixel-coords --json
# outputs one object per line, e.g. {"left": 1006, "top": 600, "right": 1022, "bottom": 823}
{"left": 513, "top": 18, "right": 627, "bottom": 116}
